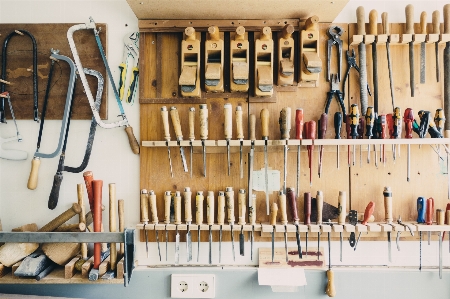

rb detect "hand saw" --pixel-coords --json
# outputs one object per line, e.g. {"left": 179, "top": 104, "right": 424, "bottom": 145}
{"left": 118, "top": 32, "right": 139, "bottom": 104}
{"left": 0, "top": 92, "right": 27, "bottom": 161}
{"left": 67, "top": 18, "right": 140, "bottom": 154}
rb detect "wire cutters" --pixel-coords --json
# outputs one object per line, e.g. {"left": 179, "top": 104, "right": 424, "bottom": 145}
{"left": 342, "top": 49, "right": 371, "bottom": 100}
{"left": 325, "top": 74, "right": 346, "bottom": 117}
{"left": 326, "top": 26, "right": 344, "bottom": 82}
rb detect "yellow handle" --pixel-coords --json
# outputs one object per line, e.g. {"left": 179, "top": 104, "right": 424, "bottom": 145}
{"left": 27, "top": 157, "right": 40, "bottom": 190}
{"left": 317, "top": 191, "right": 324, "bottom": 225}
{"left": 126, "top": 67, "right": 139, "bottom": 104}
{"left": 170, "top": 107, "right": 183, "bottom": 139}
{"left": 270, "top": 203, "right": 278, "bottom": 226}
{"left": 207, "top": 191, "right": 215, "bottom": 225}
{"left": 164, "top": 191, "right": 171, "bottom": 224}
{"left": 224, "top": 103, "right": 233, "bottom": 140}
{"left": 225, "top": 187, "right": 235, "bottom": 223}
{"left": 445, "top": 4, "right": 450, "bottom": 34}
{"left": 381, "top": 12, "right": 389, "bottom": 35}
{"left": 326, "top": 269, "right": 336, "bottom": 297}
{"left": 238, "top": 189, "right": 246, "bottom": 225}
{"left": 249, "top": 114, "right": 256, "bottom": 141}
{"left": 338, "top": 191, "right": 346, "bottom": 225}
{"left": 174, "top": 191, "right": 181, "bottom": 225}
{"left": 118, "top": 63, "right": 126, "bottom": 100}
{"left": 161, "top": 106, "right": 171, "bottom": 141}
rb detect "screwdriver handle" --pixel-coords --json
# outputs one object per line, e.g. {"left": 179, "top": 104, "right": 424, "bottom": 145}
{"left": 304, "top": 192, "right": 311, "bottom": 225}
{"left": 445, "top": 203, "right": 450, "bottom": 225}
{"left": 417, "top": 196, "right": 426, "bottom": 223}
{"left": 279, "top": 191, "right": 287, "bottom": 225}
{"left": 362, "top": 201, "right": 375, "bottom": 225}
{"left": 174, "top": 191, "right": 182, "bottom": 225}
{"left": 164, "top": 191, "right": 171, "bottom": 224}
{"left": 444, "top": 4, "right": 450, "bottom": 35}
{"left": 405, "top": 4, "right": 415, "bottom": 35}
{"left": 338, "top": 191, "right": 347, "bottom": 225}
{"left": 225, "top": 187, "right": 235, "bottom": 224}
{"left": 279, "top": 107, "right": 291, "bottom": 140}
{"left": 249, "top": 114, "right": 256, "bottom": 141}
{"left": 334, "top": 112, "right": 342, "bottom": 139}
{"left": 236, "top": 106, "right": 244, "bottom": 140}
{"left": 432, "top": 10, "right": 440, "bottom": 34}
{"left": 261, "top": 108, "right": 270, "bottom": 139}
{"left": 270, "top": 202, "right": 278, "bottom": 226}
{"left": 199, "top": 104, "right": 208, "bottom": 140}
{"left": 238, "top": 189, "right": 246, "bottom": 225}
{"left": 434, "top": 108, "right": 446, "bottom": 133}
{"left": 140, "top": 189, "right": 149, "bottom": 223}
{"left": 356, "top": 6, "right": 366, "bottom": 36}
{"left": 437, "top": 209, "right": 445, "bottom": 225}
{"left": 420, "top": 11, "right": 427, "bottom": 35}
{"left": 426, "top": 197, "right": 434, "bottom": 225}
{"left": 170, "top": 107, "right": 183, "bottom": 140}
{"left": 326, "top": 269, "right": 336, "bottom": 297}
{"left": 380, "top": 114, "right": 387, "bottom": 139}
{"left": 161, "top": 106, "right": 171, "bottom": 141}
{"left": 383, "top": 187, "right": 393, "bottom": 224}
{"left": 319, "top": 113, "right": 328, "bottom": 139}
{"left": 196, "top": 191, "right": 204, "bottom": 225}
{"left": 295, "top": 108, "right": 304, "bottom": 140}
{"left": 249, "top": 194, "right": 256, "bottom": 225}
{"left": 224, "top": 103, "right": 233, "bottom": 140}
{"left": 149, "top": 190, "right": 158, "bottom": 224}
{"left": 404, "top": 108, "right": 414, "bottom": 138}
{"left": 207, "top": 191, "right": 215, "bottom": 225}
{"left": 369, "top": 9, "right": 378, "bottom": 35}
{"left": 382, "top": 12, "right": 390, "bottom": 35}
{"left": 184, "top": 187, "right": 192, "bottom": 223}
{"left": 188, "top": 107, "right": 195, "bottom": 141}
{"left": 287, "top": 187, "right": 299, "bottom": 223}
{"left": 317, "top": 191, "right": 324, "bottom": 225}
{"left": 217, "top": 191, "right": 225, "bottom": 225}
{"left": 308, "top": 120, "right": 317, "bottom": 140}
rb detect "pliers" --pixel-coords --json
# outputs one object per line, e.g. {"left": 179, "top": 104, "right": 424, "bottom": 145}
{"left": 324, "top": 74, "right": 346, "bottom": 118}
{"left": 343, "top": 49, "right": 372, "bottom": 100}
{"left": 118, "top": 32, "right": 139, "bottom": 104}
{"left": 326, "top": 26, "right": 344, "bottom": 82}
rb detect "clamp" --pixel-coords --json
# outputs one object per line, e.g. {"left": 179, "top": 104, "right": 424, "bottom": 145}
{"left": 326, "top": 26, "right": 343, "bottom": 82}
{"left": 343, "top": 49, "right": 372, "bottom": 100}
{"left": 324, "top": 74, "right": 346, "bottom": 118}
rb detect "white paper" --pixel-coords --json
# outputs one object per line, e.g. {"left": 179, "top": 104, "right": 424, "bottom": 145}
{"left": 258, "top": 268, "right": 307, "bottom": 287}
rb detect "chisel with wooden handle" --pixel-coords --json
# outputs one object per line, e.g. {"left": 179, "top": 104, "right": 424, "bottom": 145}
{"left": 224, "top": 103, "right": 233, "bottom": 176}
{"left": 432, "top": 10, "right": 440, "bottom": 82}
{"left": 226, "top": 187, "right": 236, "bottom": 261}
{"left": 356, "top": 6, "right": 369, "bottom": 114}
{"left": 280, "top": 107, "right": 291, "bottom": 193}
{"left": 383, "top": 187, "right": 393, "bottom": 262}
{"left": 174, "top": 191, "right": 182, "bottom": 265}
{"left": 382, "top": 13, "right": 396, "bottom": 110}
{"left": 218, "top": 191, "right": 225, "bottom": 263}
{"left": 287, "top": 187, "right": 301, "bottom": 258}
{"left": 304, "top": 192, "right": 311, "bottom": 256}
{"left": 188, "top": 107, "right": 195, "bottom": 178}
{"left": 296, "top": 109, "right": 304, "bottom": 197}
{"left": 196, "top": 191, "right": 204, "bottom": 262}
{"left": 420, "top": 11, "right": 427, "bottom": 84}
{"left": 270, "top": 202, "right": 278, "bottom": 263}
{"left": 140, "top": 189, "right": 149, "bottom": 257}
{"left": 236, "top": 106, "right": 244, "bottom": 179}
{"left": 444, "top": 4, "right": 450, "bottom": 140}
{"left": 199, "top": 104, "right": 208, "bottom": 177}
{"left": 207, "top": 191, "right": 214, "bottom": 264}
{"left": 261, "top": 108, "right": 270, "bottom": 215}
{"left": 164, "top": 191, "right": 171, "bottom": 262}
{"left": 249, "top": 193, "right": 256, "bottom": 261}
{"left": 238, "top": 189, "right": 246, "bottom": 256}
{"left": 406, "top": 4, "right": 415, "bottom": 97}
{"left": 149, "top": 190, "right": 161, "bottom": 261}
{"left": 279, "top": 190, "right": 288, "bottom": 262}
{"left": 184, "top": 187, "right": 193, "bottom": 262}
{"left": 89, "top": 179, "right": 103, "bottom": 281}
{"left": 170, "top": 107, "right": 188, "bottom": 172}
{"left": 248, "top": 114, "right": 256, "bottom": 210}
{"left": 161, "top": 107, "right": 173, "bottom": 177}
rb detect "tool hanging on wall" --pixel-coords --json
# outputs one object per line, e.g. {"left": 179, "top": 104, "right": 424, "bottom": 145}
{"left": 189, "top": 107, "right": 195, "bottom": 178}
{"left": 255, "top": 27, "right": 273, "bottom": 96}
{"left": 1, "top": 29, "right": 38, "bottom": 122}
{"left": 218, "top": 191, "right": 225, "bottom": 263}
{"left": 199, "top": 104, "right": 208, "bottom": 177}
{"left": 337, "top": 191, "right": 346, "bottom": 261}
{"left": 230, "top": 26, "right": 249, "bottom": 92}
{"left": 270, "top": 202, "right": 278, "bottom": 263}
{"left": 205, "top": 26, "right": 224, "bottom": 92}
{"left": 174, "top": 191, "right": 181, "bottom": 265}
{"left": 279, "top": 191, "right": 288, "bottom": 262}
{"left": 334, "top": 112, "right": 342, "bottom": 169}
{"left": 238, "top": 189, "right": 246, "bottom": 256}
{"left": 342, "top": 49, "right": 371, "bottom": 107}
{"left": 170, "top": 106, "right": 189, "bottom": 172}
{"left": 118, "top": 32, "right": 139, "bottom": 104}
{"left": 196, "top": 191, "right": 204, "bottom": 262}
{"left": 417, "top": 196, "right": 426, "bottom": 271}
{"left": 432, "top": 10, "right": 441, "bottom": 82}
{"left": 261, "top": 108, "right": 270, "bottom": 214}
{"left": 419, "top": 11, "right": 427, "bottom": 84}
{"left": 304, "top": 192, "right": 311, "bottom": 256}
{"left": 354, "top": 201, "right": 375, "bottom": 251}
{"left": 369, "top": 10, "right": 379, "bottom": 114}
{"left": 184, "top": 187, "right": 193, "bottom": 262}
{"left": 207, "top": 191, "right": 215, "bottom": 264}
{"left": 226, "top": 187, "right": 236, "bottom": 261}
{"left": 278, "top": 24, "right": 295, "bottom": 86}
{"left": 405, "top": 4, "right": 416, "bottom": 97}
{"left": 326, "top": 26, "right": 343, "bottom": 82}
{"left": 383, "top": 187, "right": 393, "bottom": 262}
{"left": 305, "top": 121, "right": 316, "bottom": 186}
{"left": 164, "top": 191, "right": 171, "bottom": 262}
{"left": 295, "top": 109, "right": 304, "bottom": 196}
{"left": 382, "top": 12, "right": 396, "bottom": 110}
{"left": 318, "top": 113, "right": 327, "bottom": 178}
{"left": 149, "top": 190, "right": 161, "bottom": 261}
{"left": 179, "top": 27, "right": 201, "bottom": 97}
{"left": 248, "top": 114, "right": 256, "bottom": 207}
{"left": 161, "top": 106, "right": 174, "bottom": 177}
{"left": 0, "top": 92, "right": 26, "bottom": 161}
{"left": 279, "top": 107, "right": 291, "bottom": 192}
{"left": 287, "top": 187, "right": 301, "bottom": 258}
{"left": 224, "top": 103, "right": 233, "bottom": 176}
{"left": 236, "top": 106, "right": 244, "bottom": 179}
{"left": 249, "top": 193, "right": 256, "bottom": 261}
{"left": 67, "top": 17, "right": 140, "bottom": 154}
{"left": 89, "top": 179, "right": 103, "bottom": 281}
{"left": 356, "top": 6, "right": 369, "bottom": 115}
{"left": 300, "top": 16, "right": 321, "bottom": 86}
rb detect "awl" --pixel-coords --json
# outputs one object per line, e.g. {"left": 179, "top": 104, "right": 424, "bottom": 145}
{"left": 199, "top": 104, "right": 208, "bottom": 177}
{"left": 169, "top": 107, "right": 188, "bottom": 172}
{"left": 163, "top": 191, "right": 171, "bottom": 261}
{"left": 383, "top": 187, "right": 393, "bottom": 262}
{"left": 249, "top": 193, "right": 256, "bottom": 260}
{"left": 140, "top": 189, "right": 149, "bottom": 258}
{"left": 295, "top": 109, "right": 304, "bottom": 196}
{"left": 304, "top": 192, "right": 311, "bottom": 256}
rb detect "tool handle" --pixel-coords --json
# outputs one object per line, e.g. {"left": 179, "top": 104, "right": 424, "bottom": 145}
{"left": 445, "top": 4, "right": 450, "bottom": 34}
{"left": 83, "top": 171, "right": 95, "bottom": 214}
{"left": 48, "top": 172, "right": 63, "bottom": 210}
{"left": 278, "top": 191, "right": 287, "bottom": 225}
{"left": 316, "top": 191, "right": 324, "bottom": 225}
{"left": 161, "top": 106, "right": 171, "bottom": 141}
{"left": 235, "top": 26, "right": 245, "bottom": 40}
{"left": 188, "top": 107, "right": 195, "bottom": 140}
{"left": 432, "top": 10, "right": 440, "bottom": 34}
{"left": 217, "top": 191, "right": 225, "bottom": 225}
{"left": 326, "top": 269, "right": 336, "bottom": 297}
{"left": 224, "top": 103, "right": 233, "bottom": 140}
{"left": 369, "top": 9, "right": 378, "bottom": 35}
{"left": 118, "top": 199, "right": 125, "bottom": 255}
{"left": 420, "top": 11, "right": 427, "bottom": 34}
{"left": 238, "top": 189, "right": 246, "bottom": 225}
{"left": 140, "top": 189, "right": 149, "bottom": 223}
{"left": 164, "top": 191, "right": 171, "bottom": 224}
{"left": 125, "top": 126, "right": 140, "bottom": 154}
{"left": 174, "top": 191, "right": 182, "bottom": 225}
{"left": 208, "top": 26, "right": 220, "bottom": 41}
{"left": 295, "top": 108, "right": 304, "bottom": 140}
{"left": 261, "top": 108, "right": 270, "bottom": 139}
{"left": 249, "top": 114, "right": 256, "bottom": 141}
{"left": 260, "top": 26, "right": 272, "bottom": 41}
{"left": 405, "top": 4, "right": 415, "bottom": 35}
{"left": 170, "top": 107, "right": 183, "bottom": 140}
{"left": 126, "top": 67, "right": 139, "bottom": 104}
{"left": 279, "top": 107, "right": 291, "bottom": 140}
{"left": 196, "top": 191, "right": 204, "bottom": 225}
{"left": 109, "top": 183, "right": 117, "bottom": 270}
{"left": 319, "top": 113, "right": 328, "bottom": 139}
{"left": 304, "top": 192, "right": 311, "bottom": 225}
{"left": 356, "top": 6, "right": 366, "bottom": 35}
{"left": 249, "top": 194, "right": 256, "bottom": 225}
{"left": 338, "top": 191, "right": 346, "bottom": 225}
{"left": 27, "top": 157, "right": 40, "bottom": 190}
{"left": 149, "top": 190, "right": 158, "bottom": 224}
{"left": 207, "top": 191, "right": 215, "bottom": 225}
{"left": 77, "top": 184, "right": 86, "bottom": 224}
{"left": 383, "top": 187, "right": 393, "bottom": 223}
{"left": 92, "top": 180, "right": 103, "bottom": 233}
{"left": 417, "top": 197, "right": 426, "bottom": 223}
{"left": 270, "top": 202, "right": 278, "bottom": 226}
{"left": 281, "top": 24, "right": 294, "bottom": 39}
{"left": 382, "top": 12, "right": 390, "bottom": 35}
{"left": 39, "top": 203, "right": 81, "bottom": 232}
{"left": 236, "top": 106, "right": 244, "bottom": 139}
{"left": 307, "top": 120, "right": 316, "bottom": 140}
{"left": 426, "top": 197, "right": 434, "bottom": 225}
{"left": 184, "top": 187, "right": 192, "bottom": 223}
{"left": 334, "top": 112, "right": 342, "bottom": 139}
{"left": 225, "top": 187, "right": 235, "bottom": 223}
{"left": 287, "top": 187, "right": 299, "bottom": 223}
{"left": 199, "top": 104, "right": 208, "bottom": 140}
{"left": 445, "top": 203, "right": 450, "bottom": 224}
{"left": 437, "top": 209, "right": 445, "bottom": 225}
{"left": 118, "top": 63, "right": 126, "bottom": 99}
{"left": 362, "top": 201, "right": 375, "bottom": 225}
{"left": 404, "top": 108, "right": 414, "bottom": 138}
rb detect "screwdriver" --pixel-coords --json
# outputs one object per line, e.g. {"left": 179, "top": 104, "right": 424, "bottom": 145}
{"left": 149, "top": 190, "right": 161, "bottom": 261}
{"left": 270, "top": 202, "right": 278, "bottom": 263}
{"left": 279, "top": 190, "right": 288, "bottom": 262}
{"left": 280, "top": 107, "right": 291, "bottom": 193}
{"left": 140, "top": 189, "right": 149, "bottom": 258}
{"left": 426, "top": 197, "right": 434, "bottom": 245}
{"left": 199, "top": 104, "right": 208, "bottom": 177}
{"left": 334, "top": 112, "right": 342, "bottom": 169}
{"left": 225, "top": 187, "right": 236, "bottom": 261}
{"left": 184, "top": 187, "right": 193, "bottom": 262}
{"left": 305, "top": 121, "right": 316, "bottom": 186}
{"left": 417, "top": 196, "right": 426, "bottom": 270}
{"left": 379, "top": 114, "right": 387, "bottom": 166}
{"left": 170, "top": 107, "right": 188, "bottom": 172}
{"left": 354, "top": 201, "right": 375, "bottom": 251}
{"left": 188, "top": 107, "right": 195, "bottom": 178}
{"left": 236, "top": 106, "right": 244, "bottom": 179}
{"left": 318, "top": 113, "right": 328, "bottom": 178}
{"left": 163, "top": 190, "right": 171, "bottom": 261}
{"left": 196, "top": 191, "right": 204, "bottom": 262}
{"left": 287, "top": 187, "right": 301, "bottom": 258}
{"left": 404, "top": 108, "right": 414, "bottom": 181}
{"left": 224, "top": 103, "right": 233, "bottom": 176}
{"left": 261, "top": 108, "right": 270, "bottom": 214}
{"left": 316, "top": 191, "right": 323, "bottom": 260}
{"left": 304, "top": 192, "right": 311, "bottom": 256}
{"left": 207, "top": 191, "right": 214, "bottom": 264}
{"left": 295, "top": 109, "right": 304, "bottom": 197}
{"left": 393, "top": 107, "right": 402, "bottom": 161}
{"left": 217, "top": 191, "right": 225, "bottom": 263}
{"left": 160, "top": 107, "right": 173, "bottom": 177}
{"left": 357, "top": 117, "right": 364, "bottom": 167}
{"left": 365, "top": 107, "right": 374, "bottom": 164}
{"left": 349, "top": 104, "right": 360, "bottom": 166}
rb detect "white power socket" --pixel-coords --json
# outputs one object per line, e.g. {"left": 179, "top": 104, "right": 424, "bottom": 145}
{"left": 171, "top": 274, "right": 215, "bottom": 298}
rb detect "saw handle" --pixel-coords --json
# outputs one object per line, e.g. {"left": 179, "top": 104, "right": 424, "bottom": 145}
{"left": 381, "top": 12, "right": 389, "bottom": 35}
{"left": 326, "top": 269, "right": 336, "bottom": 297}
{"left": 304, "top": 192, "right": 311, "bottom": 225}
{"left": 356, "top": 6, "right": 366, "bottom": 36}
{"left": 287, "top": 187, "right": 299, "bottom": 223}
{"left": 236, "top": 106, "right": 244, "bottom": 140}
{"left": 140, "top": 189, "right": 149, "bottom": 223}
{"left": 224, "top": 104, "right": 233, "bottom": 140}
{"left": 27, "top": 157, "right": 41, "bottom": 190}
{"left": 184, "top": 187, "right": 193, "bottom": 223}
{"left": 238, "top": 189, "right": 246, "bottom": 225}
{"left": 362, "top": 201, "right": 375, "bottom": 225}
{"left": 249, "top": 114, "right": 256, "bottom": 141}
{"left": 125, "top": 126, "right": 140, "bottom": 154}
{"left": 420, "top": 11, "right": 427, "bottom": 34}
{"left": 369, "top": 9, "right": 378, "bottom": 35}
{"left": 48, "top": 172, "right": 63, "bottom": 210}
{"left": 405, "top": 4, "right": 415, "bottom": 35}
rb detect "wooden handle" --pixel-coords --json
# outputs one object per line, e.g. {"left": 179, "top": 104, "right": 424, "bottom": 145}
{"left": 405, "top": 4, "right": 415, "bottom": 35}
{"left": 83, "top": 171, "right": 95, "bottom": 214}
{"left": 109, "top": 183, "right": 117, "bottom": 270}
{"left": 185, "top": 27, "right": 196, "bottom": 41}
{"left": 279, "top": 107, "right": 291, "bottom": 140}
{"left": 174, "top": 191, "right": 181, "bottom": 225}
{"left": 426, "top": 197, "right": 434, "bottom": 225}
{"left": 420, "top": 11, "right": 427, "bottom": 34}
{"left": 207, "top": 191, "right": 215, "bottom": 225}
{"left": 304, "top": 192, "right": 311, "bottom": 225}
{"left": 199, "top": 104, "right": 208, "bottom": 140}
{"left": 48, "top": 173, "right": 63, "bottom": 210}
{"left": 140, "top": 189, "right": 149, "bottom": 223}
{"left": 164, "top": 191, "right": 171, "bottom": 224}
{"left": 437, "top": 209, "right": 445, "bottom": 225}
{"left": 369, "top": 9, "right": 378, "bottom": 35}
{"left": 161, "top": 106, "right": 171, "bottom": 141}
{"left": 261, "top": 108, "right": 269, "bottom": 139}
{"left": 338, "top": 191, "right": 346, "bottom": 225}
{"left": 208, "top": 26, "right": 220, "bottom": 41}
{"left": 317, "top": 191, "right": 323, "bottom": 225}
{"left": 92, "top": 180, "right": 103, "bottom": 270}
{"left": 260, "top": 27, "right": 272, "bottom": 41}
{"left": 295, "top": 108, "right": 304, "bottom": 140}
{"left": 249, "top": 114, "right": 256, "bottom": 141}
{"left": 188, "top": 107, "right": 195, "bottom": 141}
{"left": 446, "top": 205, "right": 450, "bottom": 225}
{"left": 362, "top": 201, "right": 375, "bottom": 225}
{"left": 225, "top": 187, "right": 235, "bottom": 223}
{"left": 432, "top": 10, "right": 440, "bottom": 34}
{"left": 281, "top": 24, "right": 294, "bottom": 39}
{"left": 149, "top": 190, "right": 158, "bottom": 224}
{"left": 270, "top": 203, "right": 278, "bottom": 226}
{"left": 249, "top": 194, "right": 256, "bottom": 225}
{"left": 38, "top": 203, "right": 81, "bottom": 232}
{"left": 236, "top": 106, "right": 244, "bottom": 140}
{"left": 196, "top": 191, "right": 204, "bottom": 225}
{"left": 326, "top": 269, "right": 336, "bottom": 297}
{"left": 235, "top": 26, "right": 245, "bottom": 40}
{"left": 118, "top": 199, "right": 125, "bottom": 255}
{"left": 279, "top": 191, "right": 287, "bottom": 225}
{"left": 125, "top": 126, "right": 140, "bottom": 154}
{"left": 305, "top": 16, "right": 319, "bottom": 30}
{"left": 27, "top": 157, "right": 40, "bottom": 190}
{"left": 170, "top": 107, "right": 183, "bottom": 140}
{"left": 238, "top": 189, "right": 246, "bottom": 225}
{"left": 217, "top": 191, "right": 225, "bottom": 225}
{"left": 445, "top": 4, "right": 450, "bottom": 34}
{"left": 383, "top": 187, "right": 393, "bottom": 223}
{"left": 224, "top": 103, "right": 233, "bottom": 139}
{"left": 356, "top": 6, "right": 366, "bottom": 35}
{"left": 184, "top": 187, "right": 192, "bottom": 223}
{"left": 287, "top": 187, "right": 299, "bottom": 223}
{"left": 77, "top": 184, "right": 86, "bottom": 224}
{"left": 382, "top": 12, "right": 390, "bottom": 35}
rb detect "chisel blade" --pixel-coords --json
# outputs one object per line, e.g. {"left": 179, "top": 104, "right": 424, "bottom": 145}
{"left": 420, "top": 42, "right": 426, "bottom": 84}
{"left": 264, "top": 143, "right": 269, "bottom": 215}
{"left": 166, "top": 145, "right": 173, "bottom": 178}
{"left": 197, "top": 227, "right": 201, "bottom": 262}
{"left": 340, "top": 232, "right": 342, "bottom": 262}
{"left": 231, "top": 225, "right": 235, "bottom": 261}
{"left": 436, "top": 42, "right": 440, "bottom": 82}
{"left": 144, "top": 225, "right": 149, "bottom": 258}
{"left": 388, "top": 231, "right": 391, "bottom": 262}
{"left": 305, "top": 232, "right": 308, "bottom": 257}
{"left": 239, "top": 142, "right": 243, "bottom": 179}
{"left": 439, "top": 231, "right": 443, "bottom": 279}
{"left": 227, "top": 142, "right": 230, "bottom": 176}
{"left": 296, "top": 224, "right": 302, "bottom": 259}
{"left": 219, "top": 226, "right": 222, "bottom": 263}
{"left": 202, "top": 142, "right": 206, "bottom": 177}
{"left": 209, "top": 226, "right": 212, "bottom": 264}
{"left": 175, "top": 227, "right": 180, "bottom": 265}
{"left": 409, "top": 41, "right": 415, "bottom": 97}
{"left": 271, "top": 230, "right": 275, "bottom": 262}
{"left": 156, "top": 230, "right": 161, "bottom": 261}
{"left": 284, "top": 227, "right": 288, "bottom": 262}
{"left": 179, "top": 145, "right": 188, "bottom": 172}
{"left": 190, "top": 143, "right": 193, "bottom": 178}
{"left": 239, "top": 226, "right": 245, "bottom": 256}
{"left": 186, "top": 226, "right": 192, "bottom": 262}
{"left": 251, "top": 225, "right": 254, "bottom": 261}
{"left": 165, "top": 226, "right": 168, "bottom": 262}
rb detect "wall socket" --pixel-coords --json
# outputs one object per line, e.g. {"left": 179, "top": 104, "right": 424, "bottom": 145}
{"left": 171, "top": 274, "right": 215, "bottom": 298}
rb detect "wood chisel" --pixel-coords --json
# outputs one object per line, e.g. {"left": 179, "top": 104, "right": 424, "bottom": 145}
{"left": 261, "top": 108, "right": 270, "bottom": 214}
{"left": 225, "top": 187, "right": 236, "bottom": 261}
{"left": 236, "top": 106, "right": 244, "bottom": 179}
{"left": 383, "top": 187, "right": 393, "bottom": 262}
{"left": 354, "top": 201, "right": 375, "bottom": 251}
{"left": 325, "top": 228, "right": 336, "bottom": 297}
{"left": 437, "top": 209, "right": 444, "bottom": 279}
{"left": 184, "top": 187, "right": 193, "bottom": 262}
{"left": 249, "top": 193, "right": 256, "bottom": 261}
{"left": 196, "top": 191, "right": 204, "bottom": 262}
{"left": 199, "top": 104, "right": 208, "bottom": 177}
{"left": 382, "top": 12, "right": 396, "bottom": 110}
{"left": 218, "top": 191, "right": 225, "bottom": 263}
{"left": 316, "top": 191, "right": 323, "bottom": 260}
{"left": 207, "top": 191, "right": 215, "bottom": 264}
{"left": 279, "top": 191, "right": 288, "bottom": 262}
{"left": 432, "top": 10, "right": 440, "bottom": 82}
{"left": 295, "top": 109, "right": 304, "bottom": 197}
{"left": 174, "top": 191, "right": 181, "bottom": 264}
{"left": 280, "top": 107, "right": 291, "bottom": 193}
{"left": 356, "top": 6, "right": 369, "bottom": 114}
{"left": 224, "top": 103, "right": 233, "bottom": 176}
{"left": 337, "top": 191, "right": 346, "bottom": 261}
{"left": 161, "top": 107, "right": 173, "bottom": 177}
{"left": 238, "top": 189, "right": 246, "bottom": 256}
{"left": 304, "top": 192, "right": 311, "bottom": 256}
{"left": 417, "top": 196, "right": 426, "bottom": 271}
{"left": 426, "top": 197, "right": 434, "bottom": 245}
{"left": 164, "top": 191, "right": 171, "bottom": 262}
{"left": 188, "top": 107, "right": 195, "bottom": 178}
{"left": 287, "top": 187, "right": 301, "bottom": 258}
{"left": 140, "top": 189, "right": 149, "bottom": 258}
{"left": 405, "top": 4, "right": 415, "bottom": 97}
{"left": 369, "top": 9, "right": 379, "bottom": 114}
{"left": 248, "top": 114, "right": 256, "bottom": 211}
{"left": 270, "top": 202, "right": 278, "bottom": 263}
{"left": 420, "top": 11, "right": 427, "bottom": 84}
{"left": 149, "top": 190, "right": 161, "bottom": 261}
{"left": 170, "top": 107, "right": 188, "bottom": 172}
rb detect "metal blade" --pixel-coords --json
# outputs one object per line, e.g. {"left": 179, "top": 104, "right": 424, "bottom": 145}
{"left": 144, "top": 225, "right": 148, "bottom": 258}
{"left": 436, "top": 42, "right": 440, "bottom": 82}
{"left": 227, "top": 142, "right": 230, "bottom": 176}
{"left": 409, "top": 42, "right": 415, "bottom": 97}
{"left": 439, "top": 231, "right": 443, "bottom": 279}
{"left": 283, "top": 145, "right": 287, "bottom": 193}
{"left": 165, "top": 226, "right": 168, "bottom": 262}
{"left": 248, "top": 146, "right": 254, "bottom": 204}
{"left": 231, "top": 225, "right": 235, "bottom": 261}
{"left": 175, "top": 227, "right": 180, "bottom": 265}
{"left": 264, "top": 143, "right": 269, "bottom": 215}
{"left": 297, "top": 145, "right": 301, "bottom": 196}
{"left": 354, "top": 232, "right": 361, "bottom": 251}
{"left": 156, "top": 230, "right": 161, "bottom": 261}
{"left": 219, "top": 226, "right": 222, "bottom": 263}
{"left": 317, "top": 232, "right": 320, "bottom": 260}
{"left": 239, "top": 142, "right": 243, "bottom": 179}
{"left": 305, "top": 232, "right": 308, "bottom": 257}
{"left": 339, "top": 232, "right": 342, "bottom": 262}
{"left": 190, "top": 143, "right": 193, "bottom": 178}
{"left": 284, "top": 226, "right": 288, "bottom": 262}
{"left": 420, "top": 42, "right": 426, "bottom": 84}
{"left": 386, "top": 41, "right": 395, "bottom": 109}
{"left": 358, "top": 42, "right": 368, "bottom": 114}
{"left": 197, "top": 227, "right": 201, "bottom": 262}
{"left": 209, "top": 226, "right": 212, "bottom": 264}
{"left": 419, "top": 231, "right": 422, "bottom": 271}
{"left": 186, "top": 225, "right": 192, "bottom": 262}
{"left": 179, "top": 145, "right": 188, "bottom": 172}
{"left": 167, "top": 145, "right": 173, "bottom": 178}
{"left": 239, "top": 226, "right": 245, "bottom": 256}
{"left": 271, "top": 230, "right": 275, "bottom": 262}
{"left": 388, "top": 232, "right": 391, "bottom": 262}
{"left": 202, "top": 142, "right": 206, "bottom": 177}
{"left": 296, "top": 224, "right": 302, "bottom": 259}
{"left": 428, "top": 231, "right": 431, "bottom": 245}
{"left": 372, "top": 42, "right": 379, "bottom": 113}
{"left": 251, "top": 225, "right": 254, "bottom": 261}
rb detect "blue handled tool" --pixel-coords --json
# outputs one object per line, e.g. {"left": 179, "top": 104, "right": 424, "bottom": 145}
{"left": 417, "top": 197, "right": 426, "bottom": 223}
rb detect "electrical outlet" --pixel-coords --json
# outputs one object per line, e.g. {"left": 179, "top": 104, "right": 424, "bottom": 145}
{"left": 171, "top": 274, "right": 215, "bottom": 298}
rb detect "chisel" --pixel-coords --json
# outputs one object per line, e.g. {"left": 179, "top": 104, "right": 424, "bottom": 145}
{"left": 196, "top": 191, "right": 204, "bottom": 262}
{"left": 287, "top": 187, "right": 301, "bottom": 258}
{"left": 207, "top": 191, "right": 215, "bottom": 264}
{"left": 304, "top": 192, "right": 311, "bottom": 256}
{"left": 174, "top": 191, "right": 181, "bottom": 265}
{"left": 225, "top": 187, "right": 236, "bottom": 261}
{"left": 369, "top": 9, "right": 379, "bottom": 113}
{"left": 236, "top": 106, "right": 244, "bottom": 179}
{"left": 382, "top": 12, "right": 396, "bottom": 110}
{"left": 426, "top": 197, "right": 434, "bottom": 245}
{"left": 149, "top": 190, "right": 161, "bottom": 261}
{"left": 383, "top": 187, "right": 393, "bottom": 262}
{"left": 295, "top": 109, "right": 304, "bottom": 197}
{"left": 279, "top": 190, "right": 288, "bottom": 262}
{"left": 164, "top": 191, "right": 171, "bottom": 261}
{"left": 218, "top": 191, "right": 225, "bottom": 263}
{"left": 432, "top": 10, "right": 440, "bottom": 82}
{"left": 224, "top": 103, "right": 233, "bottom": 176}
{"left": 248, "top": 114, "right": 256, "bottom": 212}
{"left": 420, "top": 11, "right": 427, "bottom": 84}
{"left": 417, "top": 196, "right": 426, "bottom": 271}
{"left": 437, "top": 209, "right": 444, "bottom": 279}
{"left": 238, "top": 189, "right": 246, "bottom": 256}
{"left": 280, "top": 107, "right": 291, "bottom": 193}
{"left": 405, "top": 4, "right": 415, "bottom": 97}
{"left": 338, "top": 191, "right": 346, "bottom": 262}
{"left": 184, "top": 187, "right": 193, "bottom": 262}
{"left": 316, "top": 191, "right": 323, "bottom": 260}
{"left": 270, "top": 202, "right": 278, "bottom": 263}
{"left": 261, "top": 108, "right": 270, "bottom": 214}
{"left": 169, "top": 107, "right": 188, "bottom": 172}
{"left": 160, "top": 107, "right": 173, "bottom": 177}
{"left": 334, "top": 112, "right": 342, "bottom": 169}
{"left": 356, "top": 6, "right": 369, "bottom": 114}
{"left": 188, "top": 107, "right": 195, "bottom": 178}
{"left": 199, "top": 104, "right": 208, "bottom": 177}
{"left": 249, "top": 193, "right": 256, "bottom": 261}
{"left": 140, "top": 189, "right": 149, "bottom": 258}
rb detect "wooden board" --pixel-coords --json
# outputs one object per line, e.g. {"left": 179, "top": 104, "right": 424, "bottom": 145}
{"left": 0, "top": 23, "right": 107, "bottom": 120}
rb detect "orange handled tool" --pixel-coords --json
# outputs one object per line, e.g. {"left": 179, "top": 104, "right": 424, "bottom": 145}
{"left": 83, "top": 171, "right": 94, "bottom": 215}
{"left": 92, "top": 180, "right": 103, "bottom": 270}
{"left": 354, "top": 201, "right": 375, "bottom": 250}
